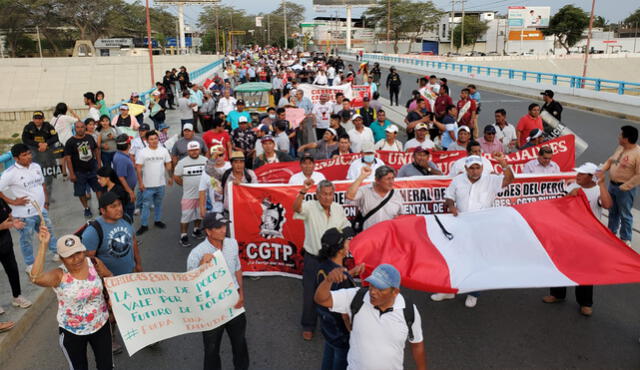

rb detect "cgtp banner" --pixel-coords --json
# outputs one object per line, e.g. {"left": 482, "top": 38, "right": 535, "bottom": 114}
{"left": 254, "top": 135, "right": 576, "bottom": 183}
{"left": 104, "top": 252, "right": 244, "bottom": 356}
{"left": 230, "top": 173, "right": 577, "bottom": 278}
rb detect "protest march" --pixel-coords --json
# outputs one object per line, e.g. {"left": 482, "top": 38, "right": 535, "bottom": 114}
{"left": 2, "top": 43, "right": 640, "bottom": 370}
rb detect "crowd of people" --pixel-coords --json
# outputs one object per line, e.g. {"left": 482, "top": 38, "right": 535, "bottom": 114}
{"left": 0, "top": 45, "right": 638, "bottom": 370}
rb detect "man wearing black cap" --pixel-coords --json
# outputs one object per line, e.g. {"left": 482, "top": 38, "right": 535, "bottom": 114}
{"left": 22, "top": 111, "right": 61, "bottom": 201}
{"left": 541, "top": 90, "right": 563, "bottom": 121}
{"left": 227, "top": 99, "right": 251, "bottom": 131}
{"left": 478, "top": 125, "right": 504, "bottom": 154}
{"left": 186, "top": 212, "right": 248, "bottom": 370}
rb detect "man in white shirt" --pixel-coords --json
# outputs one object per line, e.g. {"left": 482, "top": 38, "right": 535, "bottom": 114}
{"left": 404, "top": 123, "right": 435, "bottom": 151}
{"left": 327, "top": 66, "right": 336, "bottom": 86}
{"left": 433, "top": 153, "right": 514, "bottom": 308}
{"left": 314, "top": 264, "right": 426, "bottom": 370}
{"left": 217, "top": 88, "right": 237, "bottom": 116}
{"left": 522, "top": 147, "right": 560, "bottom": 174}
{"left": 0, "top": 144, "right": 58, "bottom": 272}
{"left": 542, "top": 162, "right": 612, "bottom": 317}
{"left": 135, "top": 131, "right": 173, "bottom": 236}
{"left": 348, "top": 114, "right": 374, "bottom": 154}
{"left": 375, "top": 125, "right": 404, "bottom": 151}
{"left": 178, "top": 91, "right": 197, "bottom": 130}
{"left": 288, "top": 154, "right": 326, "bottom": 185}
{"left": 493, "top": 109, "right": 518, "bottom": 153}
{"left": 347, "top": 142, "right": 386, "bottom": 181}
{"left": 448, "top": 141, "right": 494, "bottom": 177}
{"left": 312, "top": 94, "right": 333, "bottom": 140}
{"left": 174, "top": 141, "right": 207, "bottom": 248}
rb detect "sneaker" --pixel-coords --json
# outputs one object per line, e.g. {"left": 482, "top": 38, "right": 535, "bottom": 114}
{"left": 134, "top": 208, "right": 141, "bottom": 216}
{"left": 24, "top": 265, "right": 33, "bottom": 275}
{"left": 154, "top": 221, "right": 167, "bottom": 229}
{"left": 542, "top": 295, "right": 564, "bottom": 304}
{"left": 179, "top": 235, "right": 191, "bottom": 248}
{"left": 0, "top": 306, "right": 5, "bottom": 315}
{"left": 136, "top": 226, "right": 149, "bottom": 236}
{"left": 580, "top": 306, "right": 593, "bottom": 316}
{"left": 430, "top": 293, "right": 455, "bottom": 302}
{"left": 624, "top": 240, "right": 632, "bottom": 246}
{"left": 12, "top": 296, "right": 32, "bottom": 309}
{"left": 84, "top": 208, "right": 93, "bottom": 218}
{"left": 465, "top": 295, "right": 478, "bottom": 308}
{"left": 192, "top": 228, "right": 204, "bottom": 239}
{"left": 51, "top": 254, "right": 60, "bottom": 262}
{"left": 112, "top": 341, "right": 123, "bottom": 355}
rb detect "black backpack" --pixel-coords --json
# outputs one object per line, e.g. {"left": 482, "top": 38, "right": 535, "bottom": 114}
{"left": 74, "top": 214, "right": 133, "bottom": 252}
{"left": 349, "top": 287, "right": 416, "bottom": 341}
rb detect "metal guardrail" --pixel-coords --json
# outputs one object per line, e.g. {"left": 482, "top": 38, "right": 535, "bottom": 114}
{"left": 342, "top": 52, "right": 640, "bottom": 95}
{"left": 0, "top": 57, "right": 225, "bottom": 173}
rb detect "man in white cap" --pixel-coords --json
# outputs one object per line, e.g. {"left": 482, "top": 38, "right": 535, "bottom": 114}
{"left": 174, "top": 140, "right": 208, "bottom": 247}
{"left": 523, "top": 147, "right": 560, "bottom": 174}
{"left": 288, "top": 153, "right": 326, "bottom": 185}
{"left": 542, "top": 162, "right": 612, "bottom": 316}
{"left": 374, "top": 125, "right": 403, "bottom": 151}
{"left": 171, "top": 123, "right": 207, "bottom": 167}
{"left": 347, "top": 114, "right": 374, "bottom": 154}
{"left": 447, "top": 126, "right": 471, "bottom": 152}
{"left": 347, "top": 142, "right": 386, "bottom": 181}
{"left": 297, "top": 128, "right": 339, "bottom": 160}
{"left": 448, "top": 141, "right": 493, "bottom": 177}
{"left": 432, "top": 152, "right": 514, "bottom": 308}
{"left": 404, "top": 123, "right": 435, "bottom": 151}
{"left": 519, "top": 128, "right": 545, "bottom": 150}
{"left": 314, "top": 263, "right": 426, "bottom": 370}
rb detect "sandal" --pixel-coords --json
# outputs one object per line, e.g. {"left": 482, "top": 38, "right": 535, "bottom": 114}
{"left": 0, "top": 321, "right": 15, "bottom": 333}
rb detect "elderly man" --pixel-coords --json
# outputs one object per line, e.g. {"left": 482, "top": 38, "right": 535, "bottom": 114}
{"left": 314, "top": 264, "right": 426, "bottom": 370}
{"left": 542, "top": 162, "right": 612, "bottom": 317}
{"left": 227, "top": 100, "right": 252, "bottom": 131}
{"left": 397, "top": 147, "right": 443, "bottom": 177}
{"left": 519, "top": 128, "right": 545, "bottom": 150}
{"left": 253, "top": 135, "right": 293, "bottom": 169}
{"left": 478, "top": 125, "right": 504, "bottom": 154}
{"left": 523, "top": 147, "right": 560, "bottom": 174}
{"left": 432, "top": 153, "right": 514, "bottom": 308}
{"left": 516, "top": 103, "right": 543, "bottom": 148}
{"left": 346, "top": 166, "right": 405, "bottom": 231}
{"left": 295, "top": 89, "right": 314, "bottom": 115}
{"left": 449, "top": 141, "right": 494, "bottom": 177}
{"left": 375, "top": 125, "right": 403, "bottom": 151}
{"left": 288, "top": 153, "right": 326, "bottom": 185}
{"left": 347, "top": 114, "right": 374, "bottom": 154}
{"left": 347, "top": 142, "right": 386, "bottom": 181}
{"left": 404, "top": 123, "right": 435, "bottom": 151}
{"left": 293, "top": 179, "right": 350, "bottom": 341}
{"left": 217, "top": 88, "right": 237, "bottom": 116}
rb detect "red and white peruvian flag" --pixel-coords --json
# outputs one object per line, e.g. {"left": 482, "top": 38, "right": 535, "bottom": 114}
{"left": 350, "top": 193, "right": 640, "bottom": 294}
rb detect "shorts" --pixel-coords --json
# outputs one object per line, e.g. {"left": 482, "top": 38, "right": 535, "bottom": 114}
{"left": 73, "top": 171, "right": 101, "bottom": 197}
{"left": 181, "top": 198, "right": 200, "bottom": 223}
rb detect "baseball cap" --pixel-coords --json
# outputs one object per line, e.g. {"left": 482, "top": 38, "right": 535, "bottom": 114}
{"left": 574, "top": 162, "right": 599, "bottom": 175}
{"left": 257, "top": 124, "right": 270, "bottom": 133}
{"left": 413, "top": 147, "right": 430, "bottom": 155}
{"left": 183, "top": 123, "right": 194, "bottom": 131}
{"left": 119, "top": 104, "right": 129, "bottom": 111}
{"left": 56, "top": 235, "right": 86, "bottom": 258}
{"left": 98, "top": 191, "right": 121, "bottom": 209}
{"left": 415, "top": 123, "right": 429, "bottom": 131}
{"left": 238, "top": 116, "right": 249, "bottom": 123}
{"left": 385, "top": 125, "right": 399, "bottom": 133}
{"left": 131, "top": 92, "right": 139, "bottom": 97}
{"left": 484, "top": 125, "right": 497, "bottom": 134}
{"left": 299, "top": 153, "right": 314, "bottom": 163}
{"left": 202, "top": 212, "right": 230, "bottom": 230}
{"left": 157, "top": 123, "right": 169, "bottom": 130}
{"left": 352, "top": 114, "right": 363, "bottom": 121}
{"left": 326, "top": 128, "right": 337, "bottom": 137}
{"left": 230, "top": 151, "right": 245, "bottom": 161}
{"left": 115, "top": 134, "right": 131, "bottom": 145}
{"left": 139, "top": 123, "right": 151, "bottom": 131}
{"left": 465, "top": 155, "right": 484, "bottom": 168}
{"left": 361, "top": 142, "right": 375, "bottom": 153}
{"left": 528, "top": 128, "right": 543, "bottom": 139}
{"left": 236, "top": 99, "right": 246, "bottom": 105}
{"left": 261, "top": 135, "right": 275, "bottom": 143}
{"left": 32, "top": 111, "right": 44, "bottom": 119}
{"left": 187, "top": 141, "right": 201, "bottom": 151}
{"left": 540, "top": 89, "right": 554, "bottom": 98}
{"left": 365, "top": 264, "right": 401, "bottom": 290}
{"left": 458, "top": 126, "right": 471, "bottom": 134}
{"left": 321, "top": 227, "right": 355, "bottom": 249}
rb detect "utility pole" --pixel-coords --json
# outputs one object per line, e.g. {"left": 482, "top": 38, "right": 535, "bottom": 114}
{"left": 346, "top": 5, "right": 352, "bottom": 50}
{"left": 178, "top": 3, "right": 186, "bottom": 54}
{"left": 450, "top": 0, "right": 455, "bottom": 52}
{"left": 387, "top": 0, "right": 391, "bottom": 46}
{"left": 581, "top": 0, "right": 596, "bottom": 86}
{"left": 283, "top": 0, "right": 288, "bottom": 49}
{"left": 634, "top": 21, "right": 638, "bottom": 53}
{"left": 460, "top": 0, "right": 465, "bottom": 52}
{"left": 35, "top": 26, "right": 43, "bottom": 59}
{"left": 145, "top": 0, "right": 155, "bottom": 85}
{"left": 215, "top": 4, "right": 220, "bottom": 55}
{"left": 267, "top": 14, "right": 271, "bottom": 45}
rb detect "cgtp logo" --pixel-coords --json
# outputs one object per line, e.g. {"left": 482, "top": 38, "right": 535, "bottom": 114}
{"left": 259, "top": 197, "right": 286, "bottom": 239}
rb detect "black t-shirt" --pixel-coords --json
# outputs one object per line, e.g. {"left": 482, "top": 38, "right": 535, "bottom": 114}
{"left": 115, "top": 115, "right": 132, "bottom": 128}
{"left": 106, "top": 184, "right": 131, "bottom": 208}
{"left": 64, "top": 135, "right": 98, "bottom": 173}
{"left": 405, "top": 110, "right": 426, "bottom": 140}
{"left": 542, "top": 100, "right": 563, "bottom": 121}
{"left": 0, "top": 198, "right": 13, "bottom": 252}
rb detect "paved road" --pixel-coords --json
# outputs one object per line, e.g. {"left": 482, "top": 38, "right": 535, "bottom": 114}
{"left": 5, "top": 78, "right": 640, "bottom": 369}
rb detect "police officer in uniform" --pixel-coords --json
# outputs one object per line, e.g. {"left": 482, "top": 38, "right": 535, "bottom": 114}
{"left": 541, "top": 89, "right": 563, "bottom": 121}
{"left": 21, "top": 111, "right": 61, "bottom": 202}
{"left": 386, "top": 67, "right": 402, "bottom": 106}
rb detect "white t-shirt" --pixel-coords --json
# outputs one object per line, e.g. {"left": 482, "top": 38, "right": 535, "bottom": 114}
{"left": 177, "top": 97, "right": 194, "bottom": 120}
{"left": 444, "top": 172, "right": 504, "bottom": 212}
{"left": 493, "top": 123, "right": 518, "bottom": 153}
{"left": 51, "top": 115, "right": 78, "bottom": 145}
{"left": 288, "top": 171, "right": 326, "bottom": 185}
{"left": 129, "top": 137, "right": 147, "bottom": 159}
{"left": 312, "top": 102, "right": 333, "bottom": 129}
{"left": 218, "top": 97, "right": 237, "bottom": 116}
{"left": 327, "top": 67, "right": 336, "bottom": 79}
{"left": 198, "top": 163, "right": 231, "bottom": 214}
{"left": 135, "top": 146, "right": 171, "bottom": 187}
{"left": 174, "top": 155, "right": 207, "bottom": 200}
{"left": 348, "top": 127, "right": 375, "bottom": 154}
{"left": 567, "top": 183, "right": 602, "bottom": 219}
{"left": 87, "top": 107, "right": 100, "bottom": 121}
{"left": 0, "top": 162, "right": 45, "bottom": 218}
{"left": 404, "top": 138, "right": 436, "bottom": 151}
{"left": 330, "top": 288, "right": 423, "bottom": 370}
{"left": 449, "top": 156, "right": 493, "bottom": 177}
{"left": 375, "top": 139, "right": 404, "bottom": 152}
{"left": 346, "top": 158, "right": 386, "bottom": 181}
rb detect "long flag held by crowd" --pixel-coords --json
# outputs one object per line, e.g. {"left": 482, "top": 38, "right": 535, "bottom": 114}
{"left": 230, "top": 173, "right": 577, "bottom": 277}
{"left": 349, "top": 194, "right": 640, "bottom": 294}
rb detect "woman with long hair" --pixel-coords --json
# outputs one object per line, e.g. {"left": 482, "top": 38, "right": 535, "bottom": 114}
{"left": 96, "top": 115, "right": 118, "bottom": 168}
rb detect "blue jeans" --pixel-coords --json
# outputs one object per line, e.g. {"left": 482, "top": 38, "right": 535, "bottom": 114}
{"left": 321, "top": 342, "right": 348, "bottom": 370}
{"left": 141, "top": 186, "right": 165, "bottom": 226}
{"left": 124, "top": 202, "right": 135, "bottom": 220}
{"left": 18, "top": 210, "right": 57, "bottom": 266}
{"left": 135, "top": 188, "right": 144, "bottom": 210}
{"left": 607, "top": 183, "right": 636, "bottom": 241}
{"left": 100, "top": 151, "right": 115, "bottom": 169}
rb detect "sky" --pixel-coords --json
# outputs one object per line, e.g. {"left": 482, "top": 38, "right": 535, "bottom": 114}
{"left": 151, "top": 0, "right": 639, "bottom": 30}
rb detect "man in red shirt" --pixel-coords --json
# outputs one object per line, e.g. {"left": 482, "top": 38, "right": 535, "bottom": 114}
{"left": 456, "top": 88, "right": 477, "bottom": 135}
{"left": 434, "top": 85, "right": 453, "bottom": 121}
{"left": 202, "top": 120, "right": 232, "bottom": 159}
{"left": 516, "top": 103, "right": 543, "bottom": 148}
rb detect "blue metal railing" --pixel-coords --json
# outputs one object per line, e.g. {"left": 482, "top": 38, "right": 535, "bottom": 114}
{"left": 341, "top": 52, "right": 640, "bottom": 95}
{"left": 0, "top": 57, "right": 225, "bottom": 173}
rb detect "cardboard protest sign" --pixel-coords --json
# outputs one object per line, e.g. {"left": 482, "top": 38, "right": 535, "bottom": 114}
{"left": 285, "top": 108, "right": 306, "bottom": 129}
{"left": 104, "top": 251, "right": 244, "bottom": 355}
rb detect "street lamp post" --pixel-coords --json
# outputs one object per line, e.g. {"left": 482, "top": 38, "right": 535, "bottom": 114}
{"left": 283, "top": 0, "right": 288, "bottom": 49}
{"left": 581, "top": 0, "right": 596, "bottom": 87}
{"left": 145, "top": 0, "right": 155, "bottom": 86}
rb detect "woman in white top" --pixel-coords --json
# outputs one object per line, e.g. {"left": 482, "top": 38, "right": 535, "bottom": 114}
{"left": 51, "top": 103, "right": 80, "bottom": 146}
{"left": 313, "top": 70, "right": 328, "bottom": 86}
{"left": 31, "top": 229, "right": 113, "bottom": 370}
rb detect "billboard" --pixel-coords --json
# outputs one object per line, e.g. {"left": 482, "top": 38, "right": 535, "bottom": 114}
{"left": 508, "top": 6, "right": 550, "bottom": 28}
{"left": 508, "top": 30, "right": 545, "bottom": 41}
{"left": 313, "top": 0, "right": 376, "bottom": 5}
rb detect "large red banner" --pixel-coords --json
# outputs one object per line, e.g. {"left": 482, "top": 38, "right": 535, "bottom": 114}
{"left": 230, "top": 173, "right": 578, "bottom": 277}
{"left": 255, "top": 135, "right": 576, "bottom": 183}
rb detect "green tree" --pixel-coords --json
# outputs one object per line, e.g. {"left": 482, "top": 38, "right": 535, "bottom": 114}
{"left": 364, "top": 0, "right": 443, "bottom": 54}
{"left": 452, "top": 16, "right": 489, "bottom": 51}
{"left": 624, "top": 8, "right": 640, "bottom": 26}
{"left": 593, "top": 16, "right": 607, "bottom": 28}
{"left": 543, "top": 5, "right": 589, "bottom": 54}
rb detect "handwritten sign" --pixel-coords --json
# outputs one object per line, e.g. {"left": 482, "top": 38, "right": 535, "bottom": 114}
{"left": 285, "top": 108, "right": 306, "bottom": 129}
{"left": 104, "top": 251, "right": 244, "bottom": 355}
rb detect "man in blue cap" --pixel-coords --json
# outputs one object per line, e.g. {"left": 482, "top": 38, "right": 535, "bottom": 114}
{"left": 314, "top": 263, "right": 426, "bottom": 370}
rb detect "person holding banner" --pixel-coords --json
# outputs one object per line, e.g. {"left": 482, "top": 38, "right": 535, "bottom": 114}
{"left": 457, "top": 89, "right": 477, "bottom": 138}
{"left": 523, "top": 147, "right": 560, "bottom": 174}
{"left": 294, "top": 179, "right": 351, "bottom": 341}
{"left": 187, "top": 212, "right": 248, "bottom": 370}
{"left": 289, "top": 154, "right": 327, "bottom": 185}
{"left": 375, "top": 125, "right": 404, "bottom": 152}
{"left": 346, "top": 142, "right": 386, "bottom": 181}
{"left": 449, "top": 140, "right": 494, "bottom": 177}
{"left": 397, "top": 147, "right": 443, "bottom": 178}
{"left": 492, "top": 109, "right": 518, "bottom": 153}
{"left": 31, "top": 230, "right": 113, "bottom": 370}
